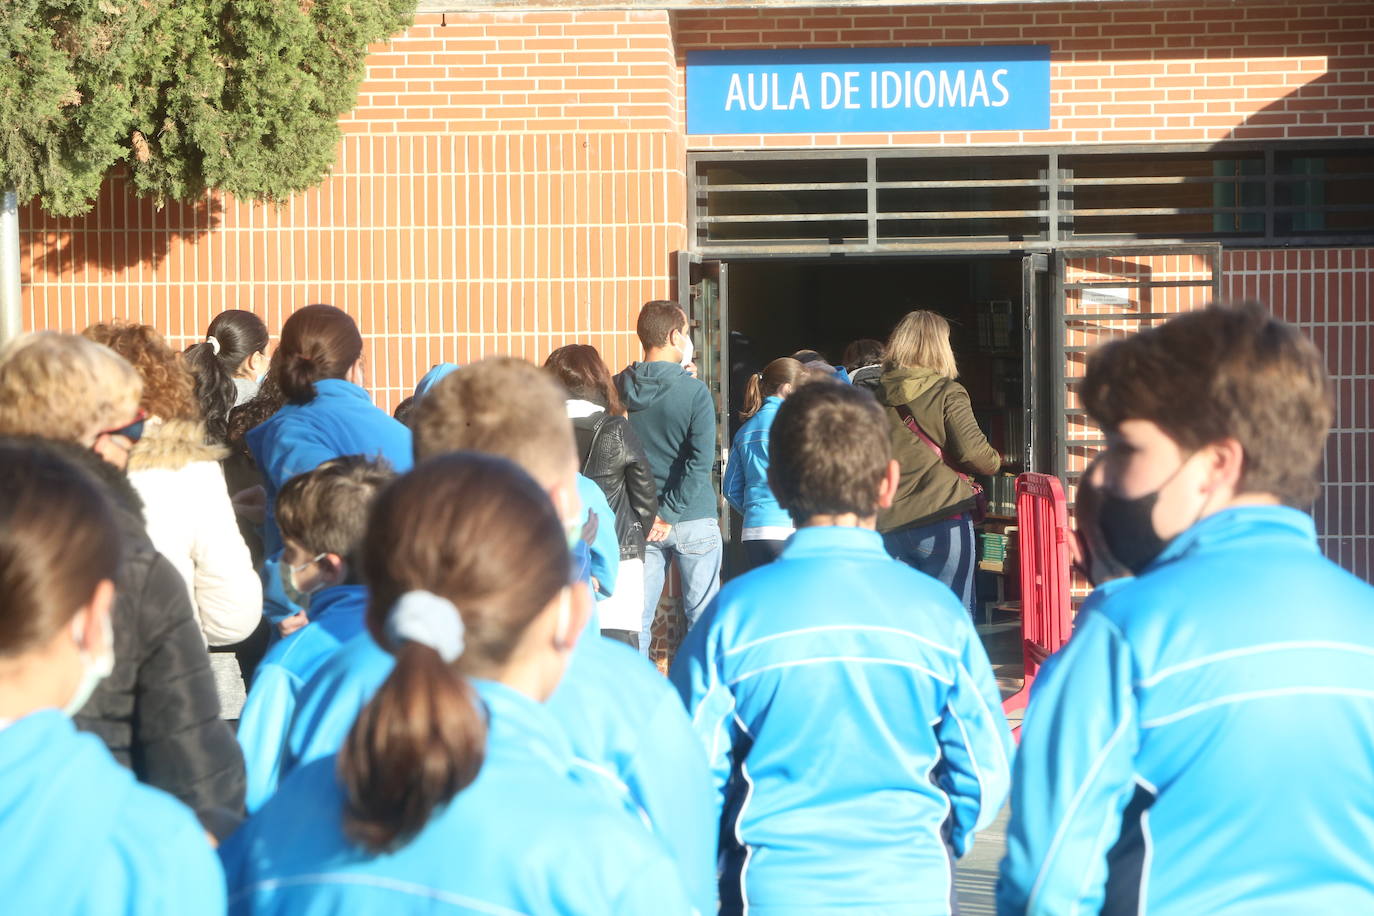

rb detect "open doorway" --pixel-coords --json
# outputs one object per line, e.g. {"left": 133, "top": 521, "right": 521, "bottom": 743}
{"left": 705, "top": 254, "right": 1037, "bottom": 610}
{"left": 723, "top": 256, "right": 1029, "bottom": 475}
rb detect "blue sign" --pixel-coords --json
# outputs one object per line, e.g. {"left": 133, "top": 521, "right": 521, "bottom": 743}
{"left": 686, "top": 46, "right": 1050, "bottom": 135}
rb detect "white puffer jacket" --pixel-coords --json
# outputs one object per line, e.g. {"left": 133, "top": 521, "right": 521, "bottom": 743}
{"left": 127, "top": 418, "right": 263, "bottom": 647}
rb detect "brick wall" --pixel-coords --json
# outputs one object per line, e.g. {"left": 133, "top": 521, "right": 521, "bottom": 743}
{"left": 675, "top": 0, "right": 1374, "bottom": 148}
{"left": 1224, "top": 248, "right": 1374, "bottom": 582}
{"left": 20, "top": 10, "right": 686, "bottom": 409}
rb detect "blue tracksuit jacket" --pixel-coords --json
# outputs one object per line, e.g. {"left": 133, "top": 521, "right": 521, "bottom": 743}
{"left": 220, "top": 680, "right": 692, "bottom": 915}
{"left": 671, "top": 525, "right": 1013, "bottom": 915}
{"left": 246, "top": 379, "right": 412, "bottom": 621}
{"left": 278, "top": 630, "right": 718, "bottom": 915}
{"left": 723, "top": 396, "right": 792, "bottom": 534}
{"left": 0, "top": 710, "right": 224, "bottom": 915}
{"left": 578, "top": 472, "right": 621, "bottom": 599}
{"left": 237, "top": 584, "right": 368, "bottom": 812}
{"left": 998, "top": 506, "right": 1374, "bottom": 914}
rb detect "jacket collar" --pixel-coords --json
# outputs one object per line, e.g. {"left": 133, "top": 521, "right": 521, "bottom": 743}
{"left": 310, "top": 378, "right": 372, "bottom": 402}
{"left": 1147, "top": 504, "right": 1317, "bottom": 572}
{"left": 472, "top": 679, "right": 573, "bottom": 774}
{"left": 127, "top": 418, "right": 226, "bottom": 472}
{"left": 782, "top": 524, "right": 886, "bottom": 557}
{"left": 307, "top": 584, "right": 368, "bottom": 623}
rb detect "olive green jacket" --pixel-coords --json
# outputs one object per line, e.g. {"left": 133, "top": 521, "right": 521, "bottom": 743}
{"left": 876, "top": 366, "right": 1002, "bottom": 533}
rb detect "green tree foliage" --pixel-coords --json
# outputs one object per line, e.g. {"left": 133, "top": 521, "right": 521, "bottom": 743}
{"left": 0, "top": 0, "right": 414, "bottom": 216}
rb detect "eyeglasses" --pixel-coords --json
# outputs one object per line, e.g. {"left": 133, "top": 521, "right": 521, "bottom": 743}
{"left": 97, "top": 409, "right": 148, "bottom": 444}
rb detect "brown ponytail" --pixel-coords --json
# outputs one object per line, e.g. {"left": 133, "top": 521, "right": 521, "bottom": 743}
{"left": 740, "top": 357, "right": 807, "bottom": 420}
{"left": 277, "top": 304, "right": 363, "bottom": 405}
{"left": 340, "top": 641, "right": 486, "bottom": 852}
{"left": 338, "top": 451, "right": 571, "bottom": 853}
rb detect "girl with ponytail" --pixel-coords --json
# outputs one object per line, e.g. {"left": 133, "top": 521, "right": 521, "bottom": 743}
{"left": 244, "top": 304, "right": 412, "bottom": 625}
{"left": 220, "top": 452, "right": 693, "bottom": 915}
{"left": 724, "top": 356, "right": 808, "bottom": 572}
{"left": 184, "top": 310, "right": 271, "bottom": 445}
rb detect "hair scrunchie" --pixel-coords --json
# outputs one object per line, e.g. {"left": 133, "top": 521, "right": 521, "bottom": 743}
{"left": 386, "top": 590, "right": 465, "bottom": 662}
{"left": 206, "top": 335, "right": 222, "bottom": 356}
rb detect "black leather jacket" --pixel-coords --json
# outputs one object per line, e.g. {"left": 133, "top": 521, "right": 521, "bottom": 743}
{"left": 571, "top": 408, "right": 658, "bottom": 560}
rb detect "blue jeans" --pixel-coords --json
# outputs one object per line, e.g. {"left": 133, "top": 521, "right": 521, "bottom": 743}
{"left": 641, "top": 516, "right": 722, "bottom": 655}
{"left": 883, "top": 515, "right": 977, "bottom": 617}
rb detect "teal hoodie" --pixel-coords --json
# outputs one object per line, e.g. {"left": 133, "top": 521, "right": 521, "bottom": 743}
{"left": 616, "top": 360, "right": 718, "bottom": 524}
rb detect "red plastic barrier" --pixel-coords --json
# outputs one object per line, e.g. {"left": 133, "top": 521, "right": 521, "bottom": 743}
{"left": 1001, "top": 473, "right": 1073, "bottom": 740}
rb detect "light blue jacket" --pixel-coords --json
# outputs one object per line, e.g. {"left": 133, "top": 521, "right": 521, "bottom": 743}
{"left": 246, "top": 378, "right": 412, "bottom": 621}
{"left": 723, "top": 395, "right": 792, "bottom": 533}
{"left": 998, "top": 506, "right": 1374, "bottom": 914}
{"left": 671, "top": 525, "right": 1012, "bottom": 915}
{"left": 280, "top": 632, "right": 718, "bottom": 915}
{"left": 238, "top": 584, "right": 368, "bottom": 812}
{"left": 221, "top": 680, "right": 692, "bottom": 915}
{"left": 578, "top": 472, "right": 621, "bottom": 599}
{"left": 0, "top": 710, "right": 225, "bottom": 915}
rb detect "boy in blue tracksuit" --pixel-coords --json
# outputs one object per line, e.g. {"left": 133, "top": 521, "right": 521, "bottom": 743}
{"left": 673, "top": 381, "right": 1012, "bottom": 915}
{"left": 247, "top": 377, "right": 412, "bottom": 625}
{"left": 998, "top": 303, "right": 1374, "bottom": 914}
{"left": 237, "top": 456, "right": 393, "bottom": 811}
{"left": 267, "top": 358, "right": 717, "bottom": 914}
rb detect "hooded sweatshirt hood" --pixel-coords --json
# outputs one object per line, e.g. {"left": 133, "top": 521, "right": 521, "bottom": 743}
{"left": 616, "top": 360, "right": 692, "bottom": 412}
{"left": 127, "top": 418, "right": 226, "bottom": 472}
{"left": 879, "top": 365, "right": 947, "bottom": 407}
{"left": 414, "top": 362, "right": 461, "bottom": 400}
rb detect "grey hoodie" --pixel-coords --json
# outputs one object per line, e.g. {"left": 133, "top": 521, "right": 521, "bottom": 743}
{"left": 616, "top": 361, "right": 718, "bottom": 524}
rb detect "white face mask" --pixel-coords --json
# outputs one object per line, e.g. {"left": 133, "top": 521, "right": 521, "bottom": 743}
{"left": 279, "top": 553, "right": 326, "bottom": 609}
{"left": 557, "top": 488, "right": 583, "bottom": 550}
{"left": 678, "top": 332, "right": 694, "bottom": 369}
{"left": 63, "top": 612, "right": 115, "bottom": 718}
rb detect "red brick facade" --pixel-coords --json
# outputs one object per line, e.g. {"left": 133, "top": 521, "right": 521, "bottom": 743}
{"left": 16, "top": 2, "right": 1373, "bottom": 584}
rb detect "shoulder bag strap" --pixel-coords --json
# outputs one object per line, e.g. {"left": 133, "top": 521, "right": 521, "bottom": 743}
{"left": 895, "top": 403, "right": 944, "bottom": 460}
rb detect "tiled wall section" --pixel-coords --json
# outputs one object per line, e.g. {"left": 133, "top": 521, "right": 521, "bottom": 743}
{"left": 675, "top": 0, "right": 1374, "bottom": 148}
{"left": 1224, "top": 248, "right": 1374, "bottom": 581}
{"left": 20, "top": 11, "right": 686, "bottom": 410}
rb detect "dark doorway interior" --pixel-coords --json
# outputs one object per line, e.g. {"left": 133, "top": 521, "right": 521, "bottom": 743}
{"left": 724, "top": 256, "right": 1027, "bottom": 475}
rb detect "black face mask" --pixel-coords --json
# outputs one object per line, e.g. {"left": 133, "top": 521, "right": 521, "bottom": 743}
{"left": 1096, "top": 489, "right": 1169, "bottom": 576}
{"left": 1095, "top": 456, "right": 1197, "bottom": 576}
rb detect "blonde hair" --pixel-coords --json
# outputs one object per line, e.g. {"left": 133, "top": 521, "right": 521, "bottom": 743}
{"left": 411, "top": 357, "right": 576, "bottom": 490}
{"left": 0, "top": 332, "right": 143, "bottom": 443}
{"left": 884, "top": 310, "right": 959, "bottom": 379}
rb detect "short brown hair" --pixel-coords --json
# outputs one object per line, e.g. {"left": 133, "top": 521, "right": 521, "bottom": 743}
{"left": 636, "top": 299, "right": 687, "bottom": 350}
{"left": 410, "top": 357, "right": 575, "bottom": 490}
{"left": 1081, "top": 301, "right": 1331, "bottom": 507}
{"left": 276, "top": 455, "right": 395, "bottom": 567}
{"left": 0, "top": 332, "right": 142, "bottom": 443}
{"left": 0, "top": 439, "right": 121, "bottom": 657}
{"left": 84, "top": 322, "right": 200, "bottom": 422}
{"left": 769, "top": 383, "right": 892, "bottom": 523}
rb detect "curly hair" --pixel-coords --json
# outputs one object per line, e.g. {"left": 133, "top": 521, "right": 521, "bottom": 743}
{"left": 83, "top": 322, "right": 201, "bottom": 422}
